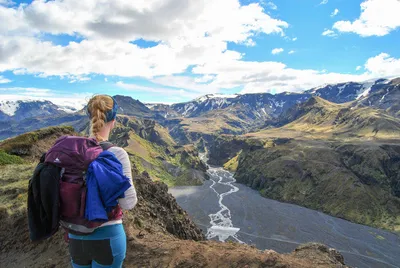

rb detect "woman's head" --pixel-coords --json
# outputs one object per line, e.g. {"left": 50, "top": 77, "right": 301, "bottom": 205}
{"left": 87, "top": 95, "right": 118, "bottom": 141}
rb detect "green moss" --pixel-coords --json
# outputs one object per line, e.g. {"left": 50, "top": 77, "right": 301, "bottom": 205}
{"left": 0, "top": 151, "right": 24, "bottom": 165}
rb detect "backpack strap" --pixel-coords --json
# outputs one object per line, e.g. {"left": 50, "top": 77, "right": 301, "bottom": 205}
{"left": 100, "top": 141, "right": 115, "bottom": 151}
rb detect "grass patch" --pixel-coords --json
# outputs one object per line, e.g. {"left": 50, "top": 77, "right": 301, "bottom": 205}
{"left": 0, "top": 126, "right": 75, "bottom": 153}
{"left": 223, "top": 151, "right": 241, "bottom": 172}
{"left": 126, "top": 133, "right": 203, "bottom": 187}
{"left": 0, "top": 163, "right": 36, "bottom": 217}
{"left": 0, "top": 150, "right": 24, "bottom": 165}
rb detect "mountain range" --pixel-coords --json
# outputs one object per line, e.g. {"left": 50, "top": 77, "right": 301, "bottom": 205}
{"left": 1, "top": 77, "right": 399, "bottom": 142}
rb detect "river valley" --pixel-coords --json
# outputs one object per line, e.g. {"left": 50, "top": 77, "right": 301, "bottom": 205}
{"left": 169, "top": 162, "right": 400, "bottom": 268}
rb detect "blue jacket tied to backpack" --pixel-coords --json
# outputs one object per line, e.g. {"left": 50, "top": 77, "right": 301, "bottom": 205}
{"left": 85, "top": 151, "right": 132, "bottom": 221}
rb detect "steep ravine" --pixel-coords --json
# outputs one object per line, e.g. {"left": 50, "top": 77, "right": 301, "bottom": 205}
{"left": 207, "top": 137, "right": 400, "bottom": 234}
{"left": 169, "top": 157, "right": 400, "bottom": 268}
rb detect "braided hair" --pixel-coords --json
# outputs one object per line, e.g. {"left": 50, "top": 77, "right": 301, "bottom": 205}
{"left": 87, "top": 95, "right": 115, "bottom": 141}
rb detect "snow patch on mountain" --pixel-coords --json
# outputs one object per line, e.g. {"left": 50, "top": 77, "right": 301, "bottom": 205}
{"left": 356, "top": 81, "right": 375, "bottom": 100}
{"left": 337, "top": 84, "right": 348, "bottom": 96}
{"left": 0, "top": 97, "right": 86, "bottom": 114}
{"left": 0, "top": 101, "right": 20, "bottom": 116}
{"left": 310, "top": 84, "right": 329, "bottom": 94}
{"left": 145, "top": 104, "right": 156, "bottom": 109}
{"left": 356, "top": 79, "right": 390, "bottom": 100}
{"left": 195, "top": 94, "right": 240, "bottom": 103}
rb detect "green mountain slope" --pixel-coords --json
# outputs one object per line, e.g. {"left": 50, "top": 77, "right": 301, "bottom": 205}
{"left": 252, "top": 96, "right": 400, "bottom": 140}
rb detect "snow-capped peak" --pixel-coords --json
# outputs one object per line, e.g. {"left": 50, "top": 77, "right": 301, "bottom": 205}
{"left": 0, "top": 100, "right": 21, "bottom": 116}
{"left": 0, "top": 98, "right": 85, "bottom": 116}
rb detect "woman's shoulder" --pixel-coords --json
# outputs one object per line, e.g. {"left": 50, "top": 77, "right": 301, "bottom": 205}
{"left": 106, "top": 146, "right": 129, "bottom": 161}
{"left": 106, "top": 145, "right": 127, "bottom": 154}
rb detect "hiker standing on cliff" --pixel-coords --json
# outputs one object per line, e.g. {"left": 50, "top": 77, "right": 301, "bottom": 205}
{"left": 67, "top": 95, "right": 138, "bottom": 267}
{"left": 28, "top": 94, "right": 137, "bottom": 267}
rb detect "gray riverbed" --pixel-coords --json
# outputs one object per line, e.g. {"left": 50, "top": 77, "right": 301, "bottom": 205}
{"left": 169, "top": 165, "right": 400, "bottom": 268}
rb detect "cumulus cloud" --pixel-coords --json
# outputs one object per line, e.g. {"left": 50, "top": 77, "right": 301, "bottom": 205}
{"left": 364, "top": 53, "right": 400, "bottom": 77}
{"left": 0, "top": 75, "right": 11, "bottom": 83}
{"left": 322, "top": 29, "right": 337, "bottom": 37}
{"left": 288, "top": 50, "right": 295, "bottom": 55}
{"left": 320, "top": 0, "right": 328, "bottom": 5}
{"left": 331, "top": 9, "right": 339, "bottom": 17}
{"left": 1, "top": 0, "right": 400, "bottom": 99}
{"left": 1, "top": 0, "right": 289, "bottom": 41}
{"left": 0, "top": 0, "right": 289, "bottom": 80}
{"left": 356, "top": 66, "right": 362, "bottom": 71}
{"left": 271, "top": 48, "right": 284, "bottom": 55}
{"left": 333, "top": 0, "right": 400, "bottom": 37}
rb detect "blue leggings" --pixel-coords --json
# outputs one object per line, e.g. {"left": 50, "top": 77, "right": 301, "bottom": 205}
{"left": 68, "top": 224, "right": 126, "bottom": 268}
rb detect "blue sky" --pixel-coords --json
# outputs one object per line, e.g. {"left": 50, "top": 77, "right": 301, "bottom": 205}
{"left": 0, "top": 0, "right": 399, "bottom": 107}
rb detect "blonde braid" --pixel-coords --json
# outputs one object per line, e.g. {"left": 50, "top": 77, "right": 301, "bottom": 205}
{"left": 87, "top": 95, "right": 114, "bottom": 142}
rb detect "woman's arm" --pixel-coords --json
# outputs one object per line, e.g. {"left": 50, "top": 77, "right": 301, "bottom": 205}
{"left": 108, "top": 147, "right": 138, "bottom": 210}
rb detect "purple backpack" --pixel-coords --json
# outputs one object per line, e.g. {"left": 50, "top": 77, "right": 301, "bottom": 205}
{"left": 28, "top": 135, "right": 123, "bottom": 241}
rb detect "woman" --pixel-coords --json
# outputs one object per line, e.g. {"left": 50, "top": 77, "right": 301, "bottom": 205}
{"left": 68, "top": 94, "right": 138, "bottom": 268}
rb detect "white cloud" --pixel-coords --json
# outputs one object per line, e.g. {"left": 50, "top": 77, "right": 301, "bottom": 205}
{"left": 0, "top": 0, "right": 399, "bottom": 99}
{"left": 356, "top": 66, "right": 362, "bottom": 71}
{"left": 333, "top": 0, "right": 400, "bottom": 37}
{"left": 322, "top": 29, "right": 337, "bottom": 37}
{"left": 1, "top": 0, "right": 288, "bottom": 41}
{"left": 271, "top": 48, "right": 284, "bottom": 55}
{"left": 320, "top": 0, "right": 328, "bottom": 5}
{"left": 116, "top": 81, "right": 199, "bottom": 100}
{"left": 266, "top": 2, "right": 277, "bottom": 10}
{"left": 0, "top": 75, "right": 11, "bottom": 83}
{"left": 0, "top": 0, "right": 289, "bottom": 82}
{"left": 288, "top": 50, "right": 295, "bottom": 55}
{"left": 151, "top": 75, "right": 220, "bottom": 93}
{"left": 364, "top": 53, "right": 400, "bottom": 77}
{"left": 104, "top": 78, "right": 108, "bottom": 82}
{"left": 331, "top": 9, "right": 339, "bottom": 17}
{"left": 188, "top": 51, "right": 400, "bottom": 94}
{"left": 68, "top": 75, "right": 91, "bottom": 83}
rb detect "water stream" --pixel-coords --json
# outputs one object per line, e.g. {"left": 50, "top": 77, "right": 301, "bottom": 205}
{"left": 170, "top": 155, "right": 400, "bottom": 268}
